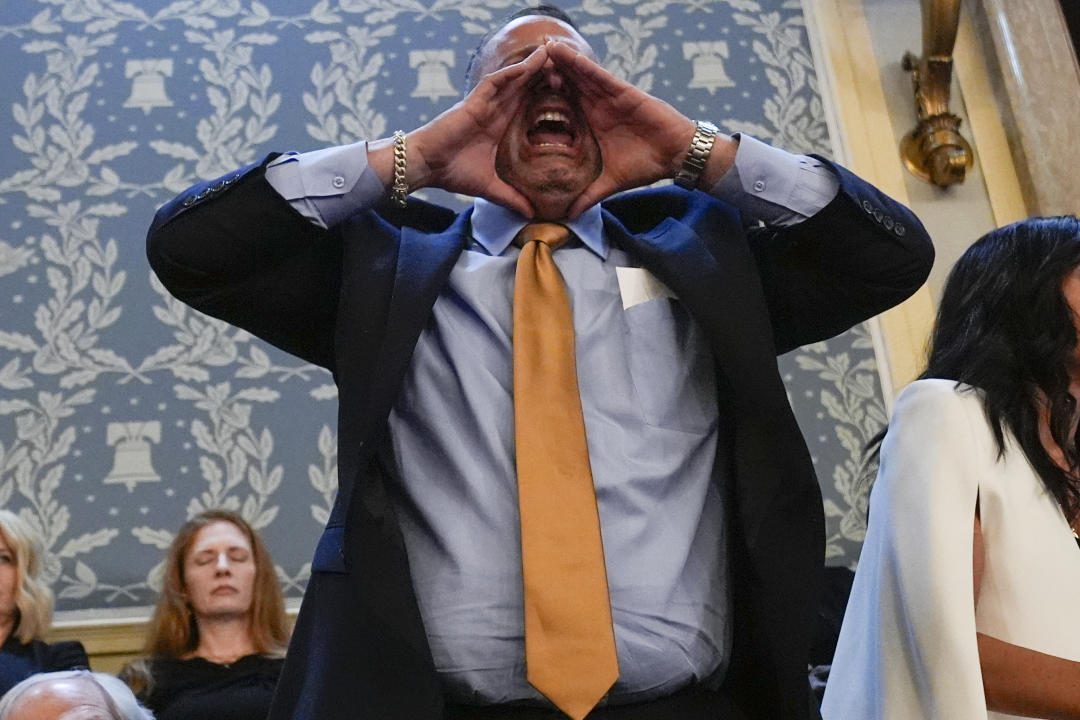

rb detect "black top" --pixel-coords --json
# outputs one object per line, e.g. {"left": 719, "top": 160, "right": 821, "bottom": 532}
{"left": 140, "top": 654, "right": 284, "bottom": 720}
{"left": 0, "top": 635, "right": 89, "bottom": 697}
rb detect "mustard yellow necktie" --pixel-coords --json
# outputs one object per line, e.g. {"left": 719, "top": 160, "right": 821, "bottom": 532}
{"left": 512, "top": 223, "right": 619, "bottom": 720}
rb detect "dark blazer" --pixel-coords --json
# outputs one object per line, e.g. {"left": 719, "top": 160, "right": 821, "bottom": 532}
{"left": 0, "top": 636, "right": 89, "bottom": 697}
{"left": 146, "top": 156, "right": 933, "bottom": 720}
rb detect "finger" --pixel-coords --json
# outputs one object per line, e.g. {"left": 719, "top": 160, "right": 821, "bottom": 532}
{"left": 478, "top": 45, "right": 549, "bottom": 98}
{"left": 484, "top": 178, "right": 536, "bottom": 219}
{"left": 460, "top": 48, "right": 547, "bottom": 147}
{"left": 471, "top": 47, "right": 548, "bottom": 129}
{"left": 567, "top": 177, "right": 618, "bottom": 220}
{"left": 546, "top": 41, "right": 625, "bottom": 99}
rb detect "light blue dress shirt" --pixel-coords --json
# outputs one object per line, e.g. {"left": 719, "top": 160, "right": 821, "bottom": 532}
{"left": 265, "top": 136, "right": 839, "bottom": 707}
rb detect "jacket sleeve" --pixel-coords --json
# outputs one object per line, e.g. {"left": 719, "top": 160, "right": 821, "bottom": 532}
{"left": 821, "top": 380, "right": 988, "bottom": 719}
{"left": 748, "top": 158, "right": 934, "bottom": 353}
{"left": 43, "top": 640, "right": 90, "bottom": 671}
{"left": 145, "top": 156, "right": 347, "bottom": 369}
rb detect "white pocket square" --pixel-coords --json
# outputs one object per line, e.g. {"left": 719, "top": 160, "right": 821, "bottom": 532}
{"left": 616, "top": 267, "right": 676, "bottom": 309}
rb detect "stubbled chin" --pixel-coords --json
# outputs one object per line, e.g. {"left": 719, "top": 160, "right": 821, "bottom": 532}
{"left": 526, "top": 187, "right": 580, "bottom": 221}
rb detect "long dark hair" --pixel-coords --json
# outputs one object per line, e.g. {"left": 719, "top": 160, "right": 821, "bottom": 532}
{"left": 917, "top": 215, "right": 1080, "bottom": 517}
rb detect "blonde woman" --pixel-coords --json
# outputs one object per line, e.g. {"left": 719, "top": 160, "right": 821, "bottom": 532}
{"left": 121, "top": 510, "right": 289, "bottom": 720}
{"left": 0, "top": 509, "right": 88, "bottom": 697}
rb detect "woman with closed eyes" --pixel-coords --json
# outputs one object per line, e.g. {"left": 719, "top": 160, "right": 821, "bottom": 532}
{"left": 120, "top": 509, "right": 289, "bottom": 720}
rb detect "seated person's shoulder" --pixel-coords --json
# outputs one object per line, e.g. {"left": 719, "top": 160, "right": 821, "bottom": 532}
{"left": 43, "top": 640, "right": 89, "bottom": 671}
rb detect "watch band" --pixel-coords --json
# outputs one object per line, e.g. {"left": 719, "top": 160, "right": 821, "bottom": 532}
{"left": 674, "top": 120, "right": 719, "bottom": 190}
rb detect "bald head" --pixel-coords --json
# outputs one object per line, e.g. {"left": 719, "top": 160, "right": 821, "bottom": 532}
{"left": 4, "top": 676, "right": 113, "bottom": 720}
{"left": 464, "top": 3, "right": 588, "bottom": 91}
{"left": 0, "top": 672, "right": 153, "bottom": 720}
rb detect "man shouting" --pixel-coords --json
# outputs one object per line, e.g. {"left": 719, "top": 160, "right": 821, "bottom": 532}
{"left": 146, "top": 5, "right": 933, "bottom": 719}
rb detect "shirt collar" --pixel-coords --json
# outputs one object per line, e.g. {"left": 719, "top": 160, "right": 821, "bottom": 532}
{"left": 470, "top": 197, "right": 607, "bottom": 259}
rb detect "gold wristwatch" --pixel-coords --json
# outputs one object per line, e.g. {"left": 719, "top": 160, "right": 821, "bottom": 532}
{"left": 674, "top": 120, "right": 719, "bottom": 190}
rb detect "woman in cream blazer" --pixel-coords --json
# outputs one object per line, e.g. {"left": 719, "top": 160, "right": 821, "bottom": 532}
{"left": 823, "top": 215, "right": 1080, "bottom": 720}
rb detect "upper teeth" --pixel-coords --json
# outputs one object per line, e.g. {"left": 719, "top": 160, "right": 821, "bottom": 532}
{"left": 535, "top": 111, "right": 569, "bottom": 125}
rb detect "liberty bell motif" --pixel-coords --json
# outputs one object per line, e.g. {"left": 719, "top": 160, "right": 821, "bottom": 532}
{"left": 124, "top": 59, "right": 174, "bottom": 114}
{"left": 410, "top": 50, "right": 457, "bottom": 103}
{"left": 104, "top": 421, "right": 162, "bottom": 492}
{"left": 683, "top": 42, "right": 735, "bottom": 94}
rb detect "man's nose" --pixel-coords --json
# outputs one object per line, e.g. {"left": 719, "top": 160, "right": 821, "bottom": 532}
{"left": 539, "top": 58, "right": 564, "bottom": 91}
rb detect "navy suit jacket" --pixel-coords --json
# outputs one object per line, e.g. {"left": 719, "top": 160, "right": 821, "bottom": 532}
{"left": 146, "top": 156, "right": 933, "bottom": 720}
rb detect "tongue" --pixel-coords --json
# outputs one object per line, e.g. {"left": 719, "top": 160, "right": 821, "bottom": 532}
{"left": 530, "top": 129, "right": 573, "bottom": 147}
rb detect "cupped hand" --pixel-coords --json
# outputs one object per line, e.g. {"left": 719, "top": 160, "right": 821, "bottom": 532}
{"left": 546, "top": 40, "right": 697, "bottom": 218}
{"left": 406, "top": 46, "right": 550, "bottom": 218}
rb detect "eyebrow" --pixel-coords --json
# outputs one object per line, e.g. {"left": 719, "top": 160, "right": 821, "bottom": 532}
{"left": 193, "top": 546, "right": 249, "bottom": 556}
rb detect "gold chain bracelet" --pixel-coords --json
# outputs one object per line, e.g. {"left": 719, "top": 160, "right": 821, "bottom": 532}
{"left": 391, "top": 130, "right": 408, "bottom": 208}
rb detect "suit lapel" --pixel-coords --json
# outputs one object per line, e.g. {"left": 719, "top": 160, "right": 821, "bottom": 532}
{"left": 367, "top": 211, "right": 472, "bottom": 421}
{"left": 603, "top": 210, "right": 814, "bottom": 551}
{"left": 603, "top": 210, "right": 780, "bottom": 398}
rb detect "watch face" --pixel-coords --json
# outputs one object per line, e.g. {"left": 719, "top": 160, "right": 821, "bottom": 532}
{"left": 698, "top": 120, "right": 720, "bottom": 134}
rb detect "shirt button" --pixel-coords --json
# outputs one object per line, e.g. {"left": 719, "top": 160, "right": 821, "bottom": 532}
{"left": 332, "top": 175, "right": 346, "bottom": 189}
{"left": 753, "top": 180, "right": 766, "bottom": 193}
{"left": 895, "top": 223, "right": 906, "bottom": 237}
{"left": 862, "top": 200, "right": 873, "bottom": 213}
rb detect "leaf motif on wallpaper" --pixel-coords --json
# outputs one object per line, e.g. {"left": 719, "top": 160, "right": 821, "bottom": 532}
{"left": 57, "top": 528, "right": 120, "bottom": 559}
{"left": 725, "top": 10, "right": 829, "bottom": 157}
{"left": 58, "top": 560, "right": 97, "bottom": 599}
{"left": 131, "top": 525, "right": 175, "bottom": 550}
{"left": 140, "top": 273, "right": 242, "bottom": 380}
{"left": 1, "top": 33, "right": 135, "bottom": 201}
{"left": 310, "top": 383, "right": 337, "bottom": 400}
{"left": 578, "top": 14, "right": 665, "bottom": 91}
{"left": 0, "top": 240, "right": 35, "bottom": 278}
{"left": 234, "top": 344, "right": 327, "bottom": 383}
{"left": 579, "top": 0, "right": 762, "bottom": 18}
{"left": 0, "top": 9, "right": 63, "bottom": 37}
{"left": 304, "top": 24, "right": 393, "bottom": 145}
{"left": 0, "top": 388, "right": 118, "bottom": 595}
{"left": 6, "top": 202, "right": 140, "bottom": 388}
{"left": 792, "top": 324, "right": 886, "bottom": 564}
{"left": 173, "top": 382, "right": 282, "bottom": 529}
{"left": 141, "top": 273, "right": 326, "bottom": 384}
{"left": 276, "top": 561, "right": 311, "bottom": 594}
{"left": 59, "top": 556, "right": 150, "bottom": 602}
{"left": 142, "top": 29, "right": 279, "bottom": 183}
{"left": 308, "top": 424, "right": 337, "bottom": 525}
{"left": 0, "top": 358, "right": 34, "bottom": 392}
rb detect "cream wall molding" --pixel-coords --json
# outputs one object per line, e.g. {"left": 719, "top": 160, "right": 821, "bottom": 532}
{"left": 803, "top": 0, "right": 937, "bottom": 405}
{"left": 47, "top": 605, "right": 300, "bottom": 675}
{"left": 953, "top": 8, "right": 1028, "bottom": 226}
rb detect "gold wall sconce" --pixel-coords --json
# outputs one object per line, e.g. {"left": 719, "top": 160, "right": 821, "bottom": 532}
{"left": 900, "top": 0, "right": 975, "bottom": 186}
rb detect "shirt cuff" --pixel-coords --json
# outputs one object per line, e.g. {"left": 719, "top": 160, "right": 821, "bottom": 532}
{"left": 264, "top": 141, "right": 386, "bottom": 228}
{"left": 707, "top": 133, "right": 840, "bottom": 227}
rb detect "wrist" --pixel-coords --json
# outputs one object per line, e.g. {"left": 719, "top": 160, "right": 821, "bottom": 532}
{"left": 403, "top": 129, "right": 435, "bottom": 192}
{"left": 390, "top": 131, "right": 409, "bottom": 208}
{"left": 674, "top": 120, "right": 720, "bottom": 190}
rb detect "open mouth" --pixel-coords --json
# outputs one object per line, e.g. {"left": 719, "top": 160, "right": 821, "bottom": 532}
{"left": 527, "top": 109, "right": 576, "bottom": 148}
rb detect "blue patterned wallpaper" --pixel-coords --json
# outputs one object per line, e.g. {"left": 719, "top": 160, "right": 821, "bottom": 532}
{"left": 0, "top": 0, "right": 882, "bottom": 614}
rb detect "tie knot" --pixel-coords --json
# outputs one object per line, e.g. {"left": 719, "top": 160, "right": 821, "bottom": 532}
{"left": 514, "top": 222, "right": 571, "bottom": 251}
